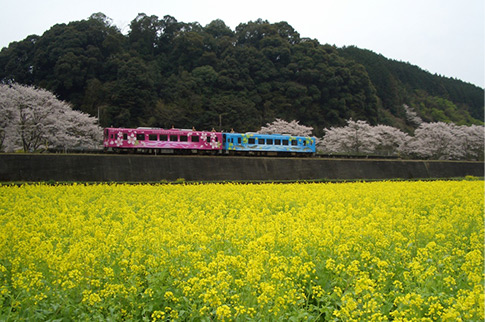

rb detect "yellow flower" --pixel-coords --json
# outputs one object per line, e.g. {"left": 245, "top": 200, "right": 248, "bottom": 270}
{"left": 151, "top": 310, "right": 165, "bottom": 321}
{"left": 0, "top": 181, "right": 482, "bottom": 320}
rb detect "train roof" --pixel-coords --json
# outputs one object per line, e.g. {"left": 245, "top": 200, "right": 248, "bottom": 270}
{"left": 106, "top": 127, "right": 220, "bottom": 133}
{"left": 225, "top": 132, "right": 313, "bottom": 138}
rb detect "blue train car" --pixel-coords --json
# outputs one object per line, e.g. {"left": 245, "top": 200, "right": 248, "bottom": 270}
{"left": 223, "top": 132, "right": 316, "bottom": 155}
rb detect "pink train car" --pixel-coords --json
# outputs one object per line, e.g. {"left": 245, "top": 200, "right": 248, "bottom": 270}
{"left": 103, "top": 127, "right": 223, "bottom": 152}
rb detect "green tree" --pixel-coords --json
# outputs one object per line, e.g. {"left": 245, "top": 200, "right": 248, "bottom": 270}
{"left": 1, "top": 13, "right": 480, "bottom": 135}
{"left": 108, "top": 55, "right": 159, "bottom": 126}
{"left": 0, "top": 35, "right": 38, "bottom": 85}
{"left": 128, "top": 13, "right": 162, "bottom": 59}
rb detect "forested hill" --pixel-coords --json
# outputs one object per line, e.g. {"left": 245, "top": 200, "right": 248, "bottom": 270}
{"left": 0, "top": 13, "right": 483, "bottom": 136}
{"left": 338, "top": 46, "right": 484, "bottom": 128}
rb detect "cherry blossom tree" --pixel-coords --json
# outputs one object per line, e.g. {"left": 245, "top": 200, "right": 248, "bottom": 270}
{"left": 0, "top": 89, "right": 17, "bottom": 151}
{"left": 319, "top": 118, "right": 482, "bottom": 160}
{"left": 319, "top": 119, "right": 380, "bottom": 155}
{"left": 462, "top": 125, "right": 485, "bottom": 160}
{"left": 372, "top": 124, "right": 410, "bottom": 156}
{"left": 257, "top": 118, "right": 313, "bottom": 136}
{"left": 0, "top": 83, "right": 102, "bottom": 152}
{"left": 399, "top": 122, "right": 452, "bottom": 159}
{"left": 403, "top": 104, "right": 423, "bottom": 127}
{"left": 399, "top": 122, "right": 484, "bottom": 160}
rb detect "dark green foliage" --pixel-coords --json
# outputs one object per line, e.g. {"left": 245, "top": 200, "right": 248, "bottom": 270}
{"left": 0, "top": 35, "right": 38, "bottom": 85}
{"left": 339, "top": 46, "right": 484, "bottom": 127}
{"left": 0, "top": 14, "right": 482, "bottom": 135}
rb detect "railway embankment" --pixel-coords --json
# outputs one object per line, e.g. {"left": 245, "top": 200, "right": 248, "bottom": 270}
{"left": 0, "top": 153, "right": 483, "bottom": 182}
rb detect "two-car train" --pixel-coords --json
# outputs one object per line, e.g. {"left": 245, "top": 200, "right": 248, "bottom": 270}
{"left": 103, "top": 127, "right": 316, "bottom": 156}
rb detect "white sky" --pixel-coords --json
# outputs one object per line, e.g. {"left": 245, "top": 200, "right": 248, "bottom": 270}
{"left": 1, "top": 0, "right": 484, "bottom": 88}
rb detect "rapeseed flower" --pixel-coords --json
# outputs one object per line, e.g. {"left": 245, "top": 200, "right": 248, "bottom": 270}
{"left": 0, "top": 181, "right": 482, "bottom": 320}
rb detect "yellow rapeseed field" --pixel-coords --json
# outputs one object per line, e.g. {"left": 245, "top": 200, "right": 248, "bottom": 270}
{"left": 0, "top": 181, "right": 483, "bottom": 321}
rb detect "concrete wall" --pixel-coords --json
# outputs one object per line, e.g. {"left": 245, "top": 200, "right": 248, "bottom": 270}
{"left": 0, "top": 154, "right": 483, "bottom": 182}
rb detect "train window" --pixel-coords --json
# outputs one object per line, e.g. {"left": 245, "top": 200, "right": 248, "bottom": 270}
{"left": 259, "top": 138, "right": 265, "bottom": 144}
{"left": 282, "top": 140, "right": 289, "bottom": 145}
{"left": 275, "top": 139, "right": 281, "bottom": 145}
{"left": 215, "top": 137, "right": 218, "bottom": 142}
{"left": 123, "top": 133, "right": 128, "bottom": 140}
{"left": 160, "top": 134, "right": 168, "bottom": 141}
{"left": 238, "top": 138, "right": 242, "bottom": 144}
{"left": 206, "top": 137, "right": 211, "bottom": 143}
{"left": 248, "top": 138, "right": 255, "bottom": 144}
{"left": 266, "top": 139, "right": 273, "bottom": 145}
{"left": 149, "top": 134, "right": 157, "bottom": 141}
{"left": 170, "top": 135, "right": 178, "bottom": 142}
{"left": 303, "top": 140, "right": 307, "bottom": 146}
{"left": 291, "top": 140, "right": 298, "bottom": 146}
{"left": 180, "top": 135, "right": 188, "bottom": 142}
{"left": 191, "top": 136, "right": 199, "bottom": 142}
{"left": 136, "top": 134, "right": 145, "bottom": 141}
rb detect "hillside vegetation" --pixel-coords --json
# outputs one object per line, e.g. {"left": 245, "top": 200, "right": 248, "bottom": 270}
{"left": 0, "top": 13, "right": 483, "bottom": 135}
{"left": 339, "top": 47, "right": 484, "bottom": 128}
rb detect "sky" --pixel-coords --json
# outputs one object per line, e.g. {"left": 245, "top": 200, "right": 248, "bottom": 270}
{"left": 1, "top": 0, "right": 484, "bottom": 88}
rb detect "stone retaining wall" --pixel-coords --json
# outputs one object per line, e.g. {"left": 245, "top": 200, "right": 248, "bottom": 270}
{"left": 0, "top": 154, "right": 483, "bottom": 182}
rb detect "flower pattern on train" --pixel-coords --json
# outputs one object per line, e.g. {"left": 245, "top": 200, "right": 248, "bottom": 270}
{"left": 200, "top": 133, "right": 208, "bottom": 143}
{"left": 115, "top": 132, "right": 123, "bottom": 147}
{"left": 127, "top": 132, "right": 136, "bottom": 145}
{"left": 210, "top": 140, "right": 220, "bottom": 149}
